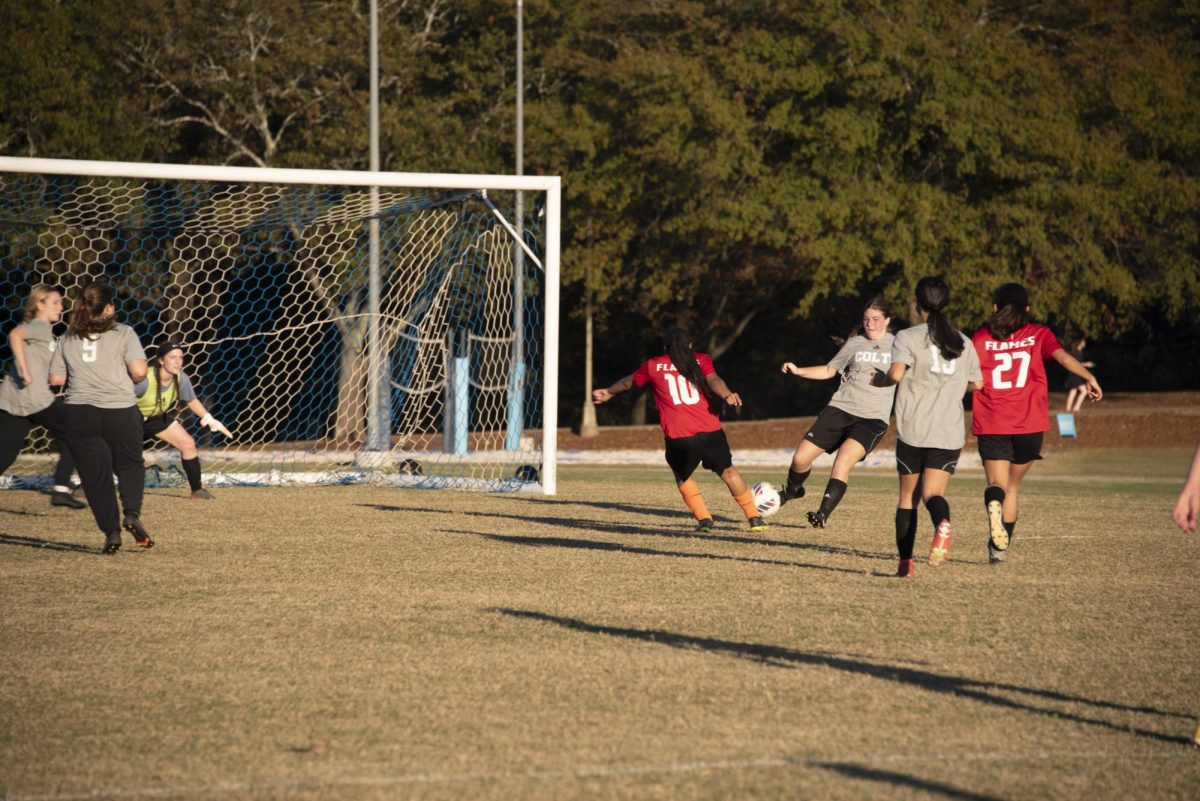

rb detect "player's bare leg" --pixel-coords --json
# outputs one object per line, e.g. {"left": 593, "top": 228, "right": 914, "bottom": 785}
{"left": 920, "top": 468, "right": 954, "bottom": 567}
{"left": 719, "top": 466, "right": 766, "bottom": 531}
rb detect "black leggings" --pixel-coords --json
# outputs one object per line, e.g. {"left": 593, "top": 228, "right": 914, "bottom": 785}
{"left": 0, "top": 400, "right": 78, "bottom": 487}
{"left": 63, "top": 404, "right": 144, "bottom": 537}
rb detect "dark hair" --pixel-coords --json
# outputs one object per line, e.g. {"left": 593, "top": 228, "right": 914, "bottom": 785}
{"left": 664, "top": 327, "right": 717, "bottom": 402}
{"left": 145, "top": 339, "right": 185, "bottom": 415}
{"left": 835, "top": 295, "right": 895, "bottom": 344}
{"left": 67, "top": 281, "right": 117, "bottom": 337}
{"left": 987, "top": 282, "right": 1032, "bottom": 340}
{"left": 914, "top": 276, "right": 963, "bottom": 361}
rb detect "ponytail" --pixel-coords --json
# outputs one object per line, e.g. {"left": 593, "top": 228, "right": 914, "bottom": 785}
{"left": 914, "top": 276, "right": 963, "bottom": 361}
{"left": 664, "top": 328, "right": 717, "bottom": 402}
{"left": 67, "top": 281, "right": 117, "bottom": 338}
{"left": 986, "top": 282, "right": 1032, "bottom": 340}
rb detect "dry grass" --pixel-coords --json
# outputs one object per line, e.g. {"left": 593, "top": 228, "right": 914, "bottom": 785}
{"left": 1, "top": 449, "right": 1198, "bottom": 800}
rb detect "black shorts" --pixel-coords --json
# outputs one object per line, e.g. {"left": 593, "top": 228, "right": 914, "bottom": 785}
{"left": 664, "top": 429, "right": 734, "bottom": 483}
{"left": 895, "top": 439, "right": 961, "bottom": 475}
{"left": 804, "top": 406, "right": 889, "bottom": 457}
{"left": 977, "top": 432, "right": 1044, "bottom": 465}
{"left": 142, "top": 412, "right": 177, "bottom": 439}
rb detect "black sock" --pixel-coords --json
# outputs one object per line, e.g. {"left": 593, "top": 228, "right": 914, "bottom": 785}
{"left": 785, "top": 469, "right": 810, "bottom": 495}
{"left": 818, "top": 478, "right": 848, "bottom": 517}
{"left": 896, "top": 508, "right": 918, "bottom": 559}
{"left": 1004, "top": 519, "right": 1017, "bottom": 541}
{"left": 181, "top": 457, "right": 203, "bottom": 492}
{"left": 926, "top": 495, "right": 950, "bottom": 529}
{"left": 984, "top": 485, "right": 1005, "bottom": 507}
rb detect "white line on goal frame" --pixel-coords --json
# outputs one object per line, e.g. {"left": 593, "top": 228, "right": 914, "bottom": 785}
{"left": 0, "top": 156, "right": 562, "bottom": 495}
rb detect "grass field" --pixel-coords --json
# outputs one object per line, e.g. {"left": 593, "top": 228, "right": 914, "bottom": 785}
{"left": 2, "top": 448, "right": 1198, "bottom": 800}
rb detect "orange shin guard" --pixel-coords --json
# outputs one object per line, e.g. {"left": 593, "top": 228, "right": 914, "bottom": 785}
{"left": 678, "top": 479, "right": 711, "bottom": 521}
{"left": 734, "top": 489, "right": 758, "bottom": 520}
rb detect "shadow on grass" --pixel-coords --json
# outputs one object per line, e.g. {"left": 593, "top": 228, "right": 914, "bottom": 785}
{"left": 358, "top": 503, "right": 892, "bottom": 562}
{"left": 492, "top": 608, "right": 1194, "bottom": 746}
{"left": 0, "top": 532, "right": 96, "bottom": 553}
{"left": 812, "top": 762, "right": 1006, "bottom": 801}
{"left": 445, "top": 529, "right": 864, "bottom": 576}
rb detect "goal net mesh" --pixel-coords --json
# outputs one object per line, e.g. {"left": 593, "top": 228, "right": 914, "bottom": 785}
{"left": 0, "top": 171, "right": 547, "bottom": 492}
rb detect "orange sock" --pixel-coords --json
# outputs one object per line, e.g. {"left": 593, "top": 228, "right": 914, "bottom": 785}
{"left": 678, "top": 479, "right": 711, "bottom": 521}
{"left": 734, "top": 489, "right": 758, "bottom": 520}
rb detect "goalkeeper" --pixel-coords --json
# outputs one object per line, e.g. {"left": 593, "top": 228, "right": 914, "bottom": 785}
{"left": 135, "top": 340, "right": 231, "bottom": 499}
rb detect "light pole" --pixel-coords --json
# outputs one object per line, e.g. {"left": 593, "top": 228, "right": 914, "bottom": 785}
{"left": 505, "top": 0, "right": 527, "bottom": 450}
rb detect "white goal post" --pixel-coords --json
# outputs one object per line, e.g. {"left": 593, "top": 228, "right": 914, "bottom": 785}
{"left": 0, "top": 156, "right": 561, "bottom": 494}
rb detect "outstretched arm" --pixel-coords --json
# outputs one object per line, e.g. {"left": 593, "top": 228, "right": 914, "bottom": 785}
{"left": 781, "top": 363, "right": 837, "bottom": 381}
{"left": 1051, "top": 349, "right": 1102, "bottom": 401}
{"left": 186, "top": 398, "right": 232, "bottom": 438}
{"left": 705, "top": 372, "right": 742, "bottom": 407}
{"left": 592, "top": 374, "right": 635, "bottom": 405}
{"left": 1174, "top": 442, "right": 1200, "bottom": 534}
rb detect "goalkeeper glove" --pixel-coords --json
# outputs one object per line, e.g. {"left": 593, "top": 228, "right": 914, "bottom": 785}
{"left": 200, "top": 413, "right": 232, "bottom": 438}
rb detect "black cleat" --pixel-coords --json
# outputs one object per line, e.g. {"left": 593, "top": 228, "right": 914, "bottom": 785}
{"left": 806, "top": 510, "right": 827, "bottom": 528}
{"left": 101, "top": 535, "right": 121, "bottom": 555}
{"left": 780, "top": 485, "right": 805, "bottom": 506}
{"left": 748, "top": 516, "right": 768, "bottom": 532}
{"left": 122, "top": 516, "right": 155, "bottom": 549}
{"left": 695, "top": 518, "right": 714, "bottom": 533}
{"left": 51, "top": 491, "right": 87, "bottom": 509}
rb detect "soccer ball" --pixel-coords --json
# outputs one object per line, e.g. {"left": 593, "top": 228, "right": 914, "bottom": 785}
{"left": 752, "top": 482, "right": 782, "bottom": 517}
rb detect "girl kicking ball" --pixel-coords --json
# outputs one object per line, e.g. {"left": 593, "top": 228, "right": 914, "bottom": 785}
{"left": 778, "top": 295, "right": 896, "bottom": 529}
{"left": 593, "top": 328, "right": 766, "bottom": 533}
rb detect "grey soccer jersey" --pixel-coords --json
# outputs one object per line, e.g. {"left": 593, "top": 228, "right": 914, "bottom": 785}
{"left": 0, "top": 319, "right": 58, "bottom": 416}
{"left": 50, "top": 324, "right": 146, "bottom": 409}
{"left": 825, "top": 333, "right": 896, "bottom": 423}
{"left": 891, "top": 323, "right": 982, "bottom": 449}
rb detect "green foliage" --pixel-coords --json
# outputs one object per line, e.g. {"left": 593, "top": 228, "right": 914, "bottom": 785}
{"left": 0, "top": 0, "right": 1197, "bottom": 420}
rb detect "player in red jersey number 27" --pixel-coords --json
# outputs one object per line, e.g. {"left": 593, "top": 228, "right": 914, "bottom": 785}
{"left": 971, "top": 283, "right": 1102, "bottom": 564}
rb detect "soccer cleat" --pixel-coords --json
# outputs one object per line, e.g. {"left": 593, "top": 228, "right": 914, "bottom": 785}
{"left": 928, "top": 520, "right": 952, "bottom": 567}
{"left": 988, "top": 541, "right": 1006, "bottom": 564}
{"left": 897, "top": 558, "right": 915, "bottom": 578}
{"left": 986, "top": 500, "right": 1008, "bottom": 551}
{"left": 806, "top": 510, "right": 827, "bottom": 529}
{"left": 190, "top": 488, "right": 215, "bottom": 500}
{"left": 748, "top": 516, "right": 768, "bottom": 532}
{"left": 51, "top": 491, "right": 87, "bottom": 509}
{"left": 779, "top": 485, "right": 805, "bottom": 506}
{"left": 695, "top": 518, "right": 714, "bottom": 533}
{"left": 122, "top": 516, "right": 155, "bottom": 549}
{"left": 101, "top": 535, "right": 121, "bottom": 555}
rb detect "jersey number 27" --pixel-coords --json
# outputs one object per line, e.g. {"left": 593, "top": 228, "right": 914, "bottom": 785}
{"left": 992, "top": 352, "right": 1030, "bottom": 389}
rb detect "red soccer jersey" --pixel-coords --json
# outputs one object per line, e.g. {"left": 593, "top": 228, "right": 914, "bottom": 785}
{"left": 632, "top": 352, "right": 722, "bottom": 439}
{"left": 972, "top": 323, "right": 1063, "bottom": 434}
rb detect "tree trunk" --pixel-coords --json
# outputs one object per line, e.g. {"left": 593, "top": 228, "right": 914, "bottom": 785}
{"left": 329, "top": 317, "right": 368, "bottom": 447}
{"left": 579, "top": 292, "right": 599, "bottom": 437}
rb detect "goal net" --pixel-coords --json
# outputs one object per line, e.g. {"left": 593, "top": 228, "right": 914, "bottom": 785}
{"left": 0, "top": 157, "right": 561, "bottom": 493}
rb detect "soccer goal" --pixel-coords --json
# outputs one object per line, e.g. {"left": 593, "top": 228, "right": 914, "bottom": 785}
{"left": 0, "top": 157, "right": 561, "bottom": 493}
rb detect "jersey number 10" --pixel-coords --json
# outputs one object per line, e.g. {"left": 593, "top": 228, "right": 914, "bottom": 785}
{"left": 664, "top": 373, "right": 701, "bottom": 406}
